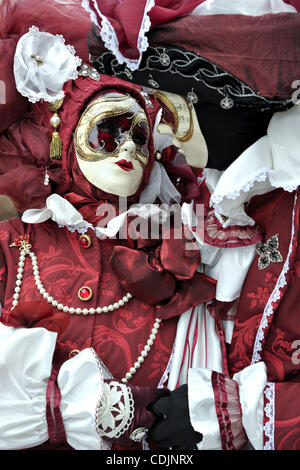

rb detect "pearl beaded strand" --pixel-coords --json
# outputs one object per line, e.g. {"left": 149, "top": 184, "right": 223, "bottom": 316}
{"left": 121, "top": 317, "right": 162, "bottom": 383}
{"left": 10, "top": 235, "right": 163, "bottom": 385}
{"left": 11, "top": 241, "right": 133, "bottom": 314}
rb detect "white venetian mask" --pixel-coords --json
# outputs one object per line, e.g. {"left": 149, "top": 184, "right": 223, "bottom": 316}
{"left": 74, "top": 93, "right": 150, "bottom": 197}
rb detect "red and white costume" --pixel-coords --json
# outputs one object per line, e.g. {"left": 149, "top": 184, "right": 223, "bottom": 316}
{"left": 1, "top": 0, "right": 300, "bottom": 452}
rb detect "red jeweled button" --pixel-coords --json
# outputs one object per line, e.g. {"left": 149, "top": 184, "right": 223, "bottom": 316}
{"left": 69, "top": 349, "right": 80, "bottom": 359}
{"left": 78, "top": 286, "right": 93, "bottom": 301}
{"left": 79, "top": 234, "right": 92, "bottom": 248}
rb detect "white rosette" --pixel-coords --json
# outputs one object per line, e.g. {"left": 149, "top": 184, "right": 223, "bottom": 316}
{"left": 14, "top": 26, "right": 82, "bottom": 103}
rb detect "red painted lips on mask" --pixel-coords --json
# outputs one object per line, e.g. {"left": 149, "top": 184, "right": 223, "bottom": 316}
{"left": 115, "top": 159, "right": 134, "bottom": 171}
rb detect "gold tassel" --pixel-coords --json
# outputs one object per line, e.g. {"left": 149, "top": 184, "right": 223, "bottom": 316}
{"left": 49, "top": 131, "right": 62, "bottom": 160}
{"left": 49, "top": 98, "right": 64, "bottom": 160}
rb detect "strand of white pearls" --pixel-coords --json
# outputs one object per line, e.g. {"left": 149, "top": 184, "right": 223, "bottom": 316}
{"left": 12, "top": 249, "right": 133, "bottom": 314}
{"left": 12, "top": 246, "right": 162, "bottom": 384}
{"left": 121, "top": 318, "right": 162, "bottom": 384}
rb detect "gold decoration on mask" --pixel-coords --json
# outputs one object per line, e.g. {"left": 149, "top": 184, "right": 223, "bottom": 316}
{"left": 74, "top": 95, "right": 150, "bottom": 169}
{"left": 49, "top": 98, "right": 64, "bottom": 160}
{"left": 154, "top": 90, "right": 194, "bottom": 142}
{"left": 154, "top": 90, "right": 208, "bottom": 169}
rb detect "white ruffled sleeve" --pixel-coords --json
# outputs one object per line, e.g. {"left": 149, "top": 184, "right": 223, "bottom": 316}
{"left": 0, "top": 323, "right": 55, "bottom": 450}
{"left": 187, "top": 363, "right": 267, "bottom": 450}
{"left": 58, "top": 348, "right": 104, "bottom": 450}
{"left": 0, "top": 323, "right": 105, "bottom": 450}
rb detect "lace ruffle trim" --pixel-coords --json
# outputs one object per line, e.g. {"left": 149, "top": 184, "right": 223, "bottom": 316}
{"left": 81, "top": 0, "right": 154, "bottom": 71}
{"left": 204, "top": 209, "right": 262, "bottom": 248}
{"left": 251, "top": 191, "right": 298, "bottom": 364}
{"left": 211, "top": 169, "right": 297, "bottom": 206}
{"left": 90, "top": 348, "right": 106, "bottom": 450}
{"left": 58, "top": 221, "right": 93, "bottom": 235}
{"left": 263, "top": 382, "right": 275, "bottom": 450}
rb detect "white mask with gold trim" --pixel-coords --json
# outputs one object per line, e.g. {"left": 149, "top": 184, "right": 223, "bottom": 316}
{"left": 74, "top": 93, "right": 150, "bottom": 197}
{"left": 154, "top": 90, "right": 208, "bottom": 169}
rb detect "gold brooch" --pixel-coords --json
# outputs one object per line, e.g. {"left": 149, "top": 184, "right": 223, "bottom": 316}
{"left": 9, "top": 234, "right": 32, "bottom": 254}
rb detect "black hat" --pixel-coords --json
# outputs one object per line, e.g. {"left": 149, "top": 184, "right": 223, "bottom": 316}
{"left": 89, "top": 12, "right": 300, "bottom": 170}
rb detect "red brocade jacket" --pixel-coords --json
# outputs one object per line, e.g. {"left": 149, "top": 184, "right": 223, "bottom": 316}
{"left": 228, "top": 187, "right": 300, "bottom": 450}
{"left": 0, "top": 187, "right": 300, "bottom": 450}
{"left": 0, "top": 207, "right": 215, "bottom": 450}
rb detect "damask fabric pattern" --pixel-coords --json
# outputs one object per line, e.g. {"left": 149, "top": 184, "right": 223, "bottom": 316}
{"left": 228, "top": 188, "right": 300, "bottom": 449}
{"left": 0, "top": 218, "right": 178, "bottom": 390}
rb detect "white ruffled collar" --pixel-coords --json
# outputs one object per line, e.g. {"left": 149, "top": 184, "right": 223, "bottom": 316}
{"left": 204, "top": 104, "right": 300, "bottom": 227}
{"left": 21, "top": 193, "right": 175, "bottom": 239}
{"left": 21, "top": 158, "right": 182, "bottom": 236}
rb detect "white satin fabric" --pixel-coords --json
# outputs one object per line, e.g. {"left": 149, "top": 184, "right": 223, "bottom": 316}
{"left": 0, "top": 323, "right": 104, "bottom": 450}
{"left": 234, "top": 362, "right": 267, "bottom": 450}
{"left": 208, "top": 105, "right": 300, "bottom": 222}
{"left": 181, "top": 201, "right": 257, "bottom": 303}
{"left": 14, "top": 26, "right": 81, "bottom": 103}
{"left": 188, "top": 363, "right": 267, "bottom": 450}
{"left": 139, "top": 161, "right": 181, "bottom": 204}
{"left": 167, "top": 306, "right": 224, "bottom": 391}
{"left": 22, "top": 192, "right": 181, "bottom": 239}
{"left": 191, "top": 0, "right": 297, "bottom": 16}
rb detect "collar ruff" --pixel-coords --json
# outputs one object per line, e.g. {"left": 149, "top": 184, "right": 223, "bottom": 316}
{"left": 204, "top": 105, "right": 300, "bottom": 227}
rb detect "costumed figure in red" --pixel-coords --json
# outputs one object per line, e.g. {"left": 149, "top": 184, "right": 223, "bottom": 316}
{"left": 1, "top": 0, "right": 300, "bottom": 452}
{"left": 0, "top": 0, "right": 217, "bottom": 451}
{"left": 78, "top": 0, "right": 300, "bottom": 451}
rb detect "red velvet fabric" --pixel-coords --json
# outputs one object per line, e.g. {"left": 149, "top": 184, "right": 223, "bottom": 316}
{"left": 227, "top": 188, "right": 300, "bottom": 449}
{"left": 146, "top": 12, "right": 300, "bottom": 100}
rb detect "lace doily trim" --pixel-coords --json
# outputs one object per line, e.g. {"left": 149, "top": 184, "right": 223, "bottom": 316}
{"left": 251, "top": 191, "right": 298, "bottom": 364}
{"left": 263, "top": 382, "right": 275, "bottom": 450}
{"left": 82, "top": 0, "right": 154, "bottom": 71}
{"left": 58, "top": 221, "right": 93, "bottom": 235}
{"left": 97, "top": 380, "right": 135, "bottom": 440}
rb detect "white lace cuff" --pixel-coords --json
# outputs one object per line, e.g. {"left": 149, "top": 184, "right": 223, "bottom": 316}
{"left": 97, "top": 381, "right": 135, "bottom": 440}
{"left": 233, "top": 362, "right": 267, "bottom": 450}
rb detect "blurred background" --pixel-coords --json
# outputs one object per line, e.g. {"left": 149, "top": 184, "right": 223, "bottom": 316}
{"left": 0, "top": 196, "right": 18, "bottom": 221}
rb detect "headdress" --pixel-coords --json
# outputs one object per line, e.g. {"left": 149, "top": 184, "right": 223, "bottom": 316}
{"left": 0, "top": 15, "right": 178, "bottom": 213}
{"left": 86, "top": 0, "right": 300, "bottom": 170}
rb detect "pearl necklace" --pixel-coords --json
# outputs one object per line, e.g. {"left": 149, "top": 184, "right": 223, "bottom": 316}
{"left": 121, "top": 317, "right": 162, "bottom": 383}
{"left": 10, "top": 235, "right": 162, "bottom": 384}
{"left": 11, "top": 242, "right": 133, "bottom": 314}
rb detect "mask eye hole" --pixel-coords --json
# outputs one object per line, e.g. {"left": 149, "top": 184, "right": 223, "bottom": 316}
{"left": 88, "top": 119, "right": 118, "bottom": 152}
{"left": 132, "top": 131, "right": 146, "bottom": 146}
{"left": 131, "top": 121, "right": 150, "bottom": 156}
